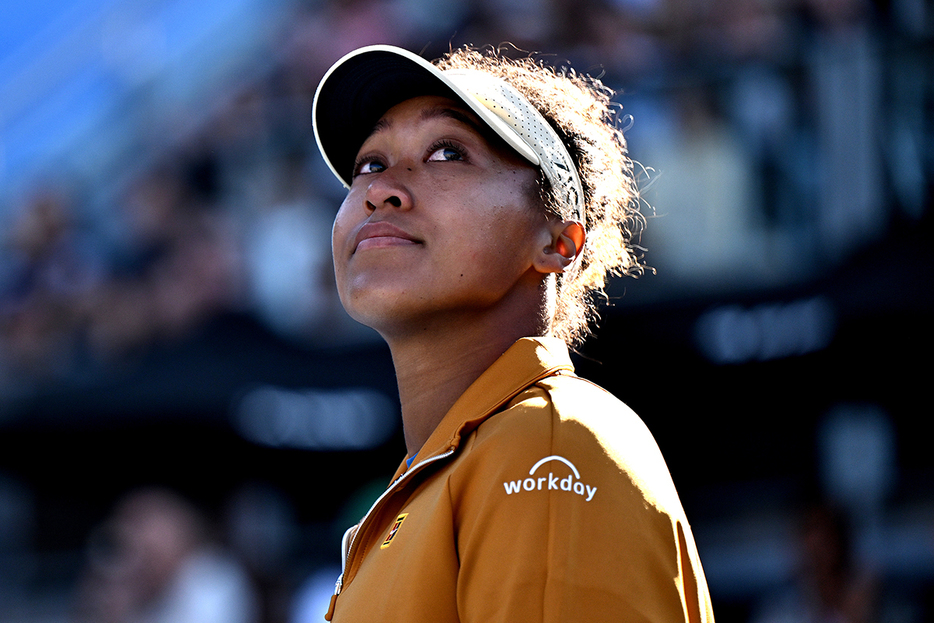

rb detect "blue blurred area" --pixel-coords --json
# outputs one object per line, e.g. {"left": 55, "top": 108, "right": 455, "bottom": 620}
{"left": 0, "top": 0, "right": 932, "bottom": 621}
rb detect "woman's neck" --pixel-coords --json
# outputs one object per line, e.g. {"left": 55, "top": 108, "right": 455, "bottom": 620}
{"left": 385, "top": 308, "right": 547, "bottom": 457}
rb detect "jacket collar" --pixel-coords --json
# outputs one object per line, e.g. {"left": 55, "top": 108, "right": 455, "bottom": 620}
{"left": 395, "top": 337, "right": 575, "bottom": 479}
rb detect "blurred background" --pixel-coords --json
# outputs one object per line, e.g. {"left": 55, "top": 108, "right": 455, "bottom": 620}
{"left": 0, "top": 0, "right": 931, "bottom": 621}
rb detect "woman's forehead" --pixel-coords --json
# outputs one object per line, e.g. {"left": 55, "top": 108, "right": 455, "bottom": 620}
{"left": 368, "top": 96, "right": 481, "bottom": 137}
{"left": 361, "top": 95, "right": 524, "bottom": 161}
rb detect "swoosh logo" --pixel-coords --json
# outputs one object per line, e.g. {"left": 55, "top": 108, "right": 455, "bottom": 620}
{"left": 528, "top": 455, "right": 580, "bottom": 478}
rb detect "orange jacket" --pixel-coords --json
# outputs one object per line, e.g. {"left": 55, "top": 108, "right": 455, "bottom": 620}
{"left": 326, "top": 337, "right": 714, "bottom": 622}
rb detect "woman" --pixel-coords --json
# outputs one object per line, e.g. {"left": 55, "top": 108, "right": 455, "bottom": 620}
{"left": 312, "top": 44, "right": 714, "bottom": 622}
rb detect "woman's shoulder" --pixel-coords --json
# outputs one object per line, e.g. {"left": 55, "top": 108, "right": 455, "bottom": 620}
{"left": 538, "top": 373, "right": 660, "bottom": 449}
{"left": 462, "top": 373, "right": 682, "bottom": 507}
{"left": 477, "top": 373, "right": 655, "bottom": 451}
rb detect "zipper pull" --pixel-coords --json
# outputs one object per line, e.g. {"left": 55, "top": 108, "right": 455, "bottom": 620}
{"left": 324, "top": 574, "right": 342, "bottom": 621}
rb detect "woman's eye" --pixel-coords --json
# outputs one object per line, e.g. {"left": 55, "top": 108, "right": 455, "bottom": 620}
{"left": 355, "top": 159, "right": 386, "bottom": 176}
{"left": 427, "top": 145, "right": 464, "bottom": 162}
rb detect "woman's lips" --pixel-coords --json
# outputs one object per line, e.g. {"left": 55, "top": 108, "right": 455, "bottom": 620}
{"left": 353, "top": 221, "right": 420, "bottom": 252}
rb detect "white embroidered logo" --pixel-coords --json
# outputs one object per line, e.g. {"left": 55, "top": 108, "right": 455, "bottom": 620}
{"left": 503, "top": 455, "right": 597, "bottom": 502}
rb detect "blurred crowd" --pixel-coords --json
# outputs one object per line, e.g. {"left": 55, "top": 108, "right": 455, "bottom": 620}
{"left": 73, "top": 488, "right": 260, "bottom": 623}
{"left": 66, "top": 480, "right": 392, "bottom": 623}
{"left": 2, "top": 0, "right": 928, "bottom": 399}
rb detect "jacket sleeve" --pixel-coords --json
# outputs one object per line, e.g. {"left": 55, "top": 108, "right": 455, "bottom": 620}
{"left": 448, "top": 383, "right": 714, "bottom": 623}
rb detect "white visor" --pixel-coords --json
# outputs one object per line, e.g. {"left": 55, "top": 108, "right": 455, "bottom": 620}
{"left": 312, "top": 45, "right": 584, "bottom": 221}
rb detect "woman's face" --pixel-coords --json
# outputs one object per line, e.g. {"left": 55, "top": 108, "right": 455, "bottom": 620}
{"left": 331, "top": 95, "right": 551, "bottom": 336}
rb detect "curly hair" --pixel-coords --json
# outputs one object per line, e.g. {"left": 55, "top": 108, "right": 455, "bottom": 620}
{"left": 434, "top": 46, "right": 645, "bottom": 348}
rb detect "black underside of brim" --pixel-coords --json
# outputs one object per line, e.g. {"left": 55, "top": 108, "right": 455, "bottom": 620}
{"left": 314, "top": 50, "right": 458, "bottom": 186}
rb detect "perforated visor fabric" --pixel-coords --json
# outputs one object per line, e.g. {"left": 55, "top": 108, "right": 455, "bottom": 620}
{"left": 445, "top": 69, "right": 583, "bottom": 220}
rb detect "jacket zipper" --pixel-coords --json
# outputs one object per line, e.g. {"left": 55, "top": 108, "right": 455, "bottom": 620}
{"left": 325, "top": 447, "right": 456, "bottom": 620}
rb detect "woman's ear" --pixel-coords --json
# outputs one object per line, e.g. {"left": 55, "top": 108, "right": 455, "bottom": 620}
{"left": 533, "top": 220, "right": 586, "bottom": 274}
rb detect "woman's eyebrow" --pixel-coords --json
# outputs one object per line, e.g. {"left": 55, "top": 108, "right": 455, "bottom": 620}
{"left": 366, "top": 104, "right": 485, "bottom": 139}
{"left": 419, "top": 106, "right": 485, "bottom": 135}
{"left": 368, "top": 116, "right": 392, "bottom": 137}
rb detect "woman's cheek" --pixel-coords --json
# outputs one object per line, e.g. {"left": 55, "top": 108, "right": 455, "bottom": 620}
{"left": 331, "top": 201, "right": 356, "bottom": 259}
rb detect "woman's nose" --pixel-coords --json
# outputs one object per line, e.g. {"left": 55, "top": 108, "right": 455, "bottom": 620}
{"left": 364, "top": 166, "right": 413, "bottom": 212}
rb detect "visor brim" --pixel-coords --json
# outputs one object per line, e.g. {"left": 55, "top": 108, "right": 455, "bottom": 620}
{"left": 312, "top": 45, "right": 539, "bottom": 189}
